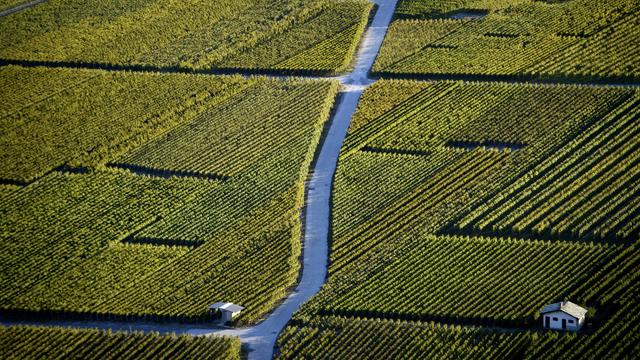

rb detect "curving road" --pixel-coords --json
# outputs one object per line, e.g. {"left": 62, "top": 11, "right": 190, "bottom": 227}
{"left": 183, "top": 1, "right": 399, "bottom": 357}
{"left": 0, "top": 1, "right": 399, "bottom": 359}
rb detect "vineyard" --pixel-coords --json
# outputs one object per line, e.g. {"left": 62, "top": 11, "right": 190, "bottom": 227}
{"left": 116, "top": 79, "right": 336, "bottom": 177}
{"left": 333, "top": 80, "right": 637, "bottom": 246}
{"left": 0, "top": 65, "right": 338, "bottom": 324}
{"left": 0, "top": 65, "right": 253, "bottom": 183}
{"left": 0, "top": 0, "right": 371, "bottom": 74}
{"left": 0, "top": 326, "right": 240, "bottom": 359}
{"left": 326, "top": 235, "right": 616, "bottom": 326}
{"left": 0, "top": 0, "right": 26, "bottom": 11}
{"left": 453, "top": 95, "right": 640, "bottom": 243}
{"left": 373, "top": 0, "right": 640, "bottom": 81}
{"left": 277, "top": 315, "right": 579, "bottom": 359}
{"left": 278, "top": 242, "right": 640, "bottom": 360}
{"left": 276, "top": 79, "right": 640, "bottom": 358}
{"left": 1, "top": 0, "right": 639, "bottom": 358}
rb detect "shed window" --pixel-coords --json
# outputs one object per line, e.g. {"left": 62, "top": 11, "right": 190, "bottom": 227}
{"left": 568, "top": 319, "right": 574, "bottom": 324}
{"left": 553, "top": 317, "right": 558, "bottom": 321}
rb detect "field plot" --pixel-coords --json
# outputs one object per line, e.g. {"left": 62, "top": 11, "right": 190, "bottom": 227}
{"left": 0, "top": 66, "right": 338, "bottom": 324}
{"left": 277, "top": 79, "right": 640, "bottom": 358}
{"left": 278, "top": 316, "right": 552, "bottom": 359}
{"left": 454, "top": 95, "right": 640, "bottom": 243}
{"left": 326, "top": 236, "right": 615, "bottom": 325}
{"left": 334, "top": 80, "right": 637, "bottom": 246}
{"left": 0, "top": 326, "right": 240, "bottom": 359}
{"left": 0, "top": 0, "right": 371, "bottom": 74}
{"left": 0, "top": 0, "right": 27, "bottom": 11}
{"left": 279, "top": 244, "right": 640, "bottom": 360}
{"left": 0, "top": 65, "right": 251, "bottom": 184}
{"left": 373, "top": 0, "right": 640, "bottom": 81}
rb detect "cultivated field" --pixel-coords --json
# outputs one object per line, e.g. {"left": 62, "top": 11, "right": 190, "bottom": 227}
{"left": 0, "top": 65, "right": 338, "bottom": 325}
{"left": 0, "top": 326, "right": 240, "bottom": 359}
{"left": 0, "top": 0, "right": 371, "bottom": 73}
{"left": 276, "top": 80, "right": 640, "bottom": 359}
{"left": 373, "top": 0, "right": 640, "bottom": 81}
{"left": 0, "top": 0, "right": 27, "bottom": 11}
{"left": 0, "top": 0, "right": 638, "bottom": 358}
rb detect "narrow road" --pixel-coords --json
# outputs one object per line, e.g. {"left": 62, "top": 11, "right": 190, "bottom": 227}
{"left": 191, "top": 1, "right": 399, "bottom": 357}
{"left": 0, "top": 0, "right": 399, "bottom": 359}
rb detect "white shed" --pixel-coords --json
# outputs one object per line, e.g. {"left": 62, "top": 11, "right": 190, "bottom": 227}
{"left": 209, "top": 302, "right": 245, "bottom": 323}
{"left": 540, "top": 301, "right": 587, "bottom": 331}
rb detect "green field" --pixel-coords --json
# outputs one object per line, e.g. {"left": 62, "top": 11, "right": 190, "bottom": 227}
{"left": 277, "top": 79, "right": 640, "bottom": 358}
{"left": 0, "top": 0, "right": 371, "bottom": 74}
{"left": 0, "top": 65, "right": 252, "bottom": 183}
{"left": 1, "top": 0, "right": 639, "bottom": 357}
{"left": 333, "top": 80, "right": 637, "bottom": 249}
{"left": 327, "top": 236, "right": 616, "bottom": 326}
{"left": 373, "top": 0, "right": 640, "bottom": 81}
{"left": 0, "top": 0, "right": 27, "bottom": 11}
{"left": 278, "top": 242, "right": 640, "bottom": 359}
{"left": 0, "top": 326, "right": 240, "bottom": 359}
{"left": 0, "top": 66, "right": 338, "bottom": 324}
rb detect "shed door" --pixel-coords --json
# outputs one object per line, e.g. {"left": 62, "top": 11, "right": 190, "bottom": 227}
{"left": 562, "top": 318, "right": 567, "bottom": 329}
{"left": 544, "top": 316, "right": 550, "bottom": 328}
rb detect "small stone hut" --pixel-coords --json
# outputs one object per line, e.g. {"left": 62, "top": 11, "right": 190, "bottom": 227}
{"left": 540, "top": 301, "right": 587, "bottom": 331}
{"left": 209, "top": 302, "right": 245, "bottom": 323}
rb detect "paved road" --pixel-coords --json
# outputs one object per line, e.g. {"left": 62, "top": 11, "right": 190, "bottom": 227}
{"left": 0, "top": 0, "right": 399, "bottom": 359}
